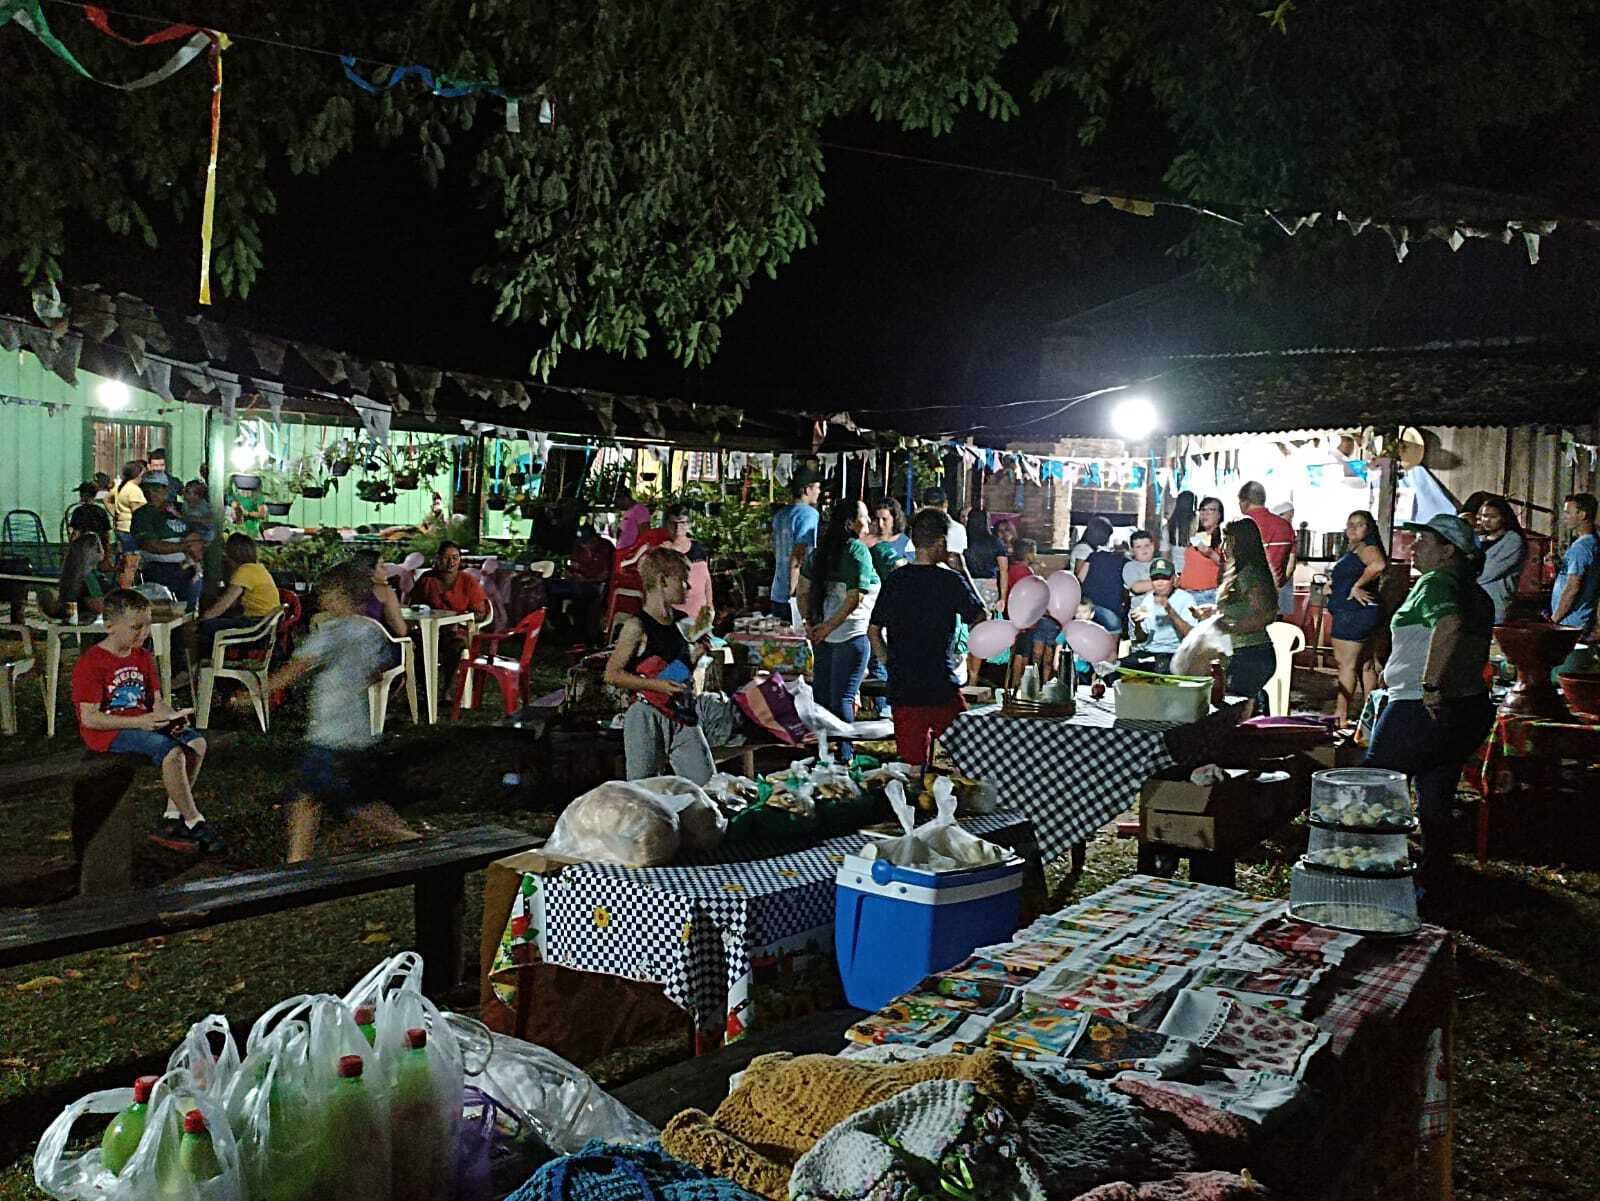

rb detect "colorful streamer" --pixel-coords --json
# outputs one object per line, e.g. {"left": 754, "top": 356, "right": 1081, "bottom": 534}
{"left": 197, "top": 33, "right": 229, "bottom": 305}
{"left": 338, "top": 54, "right": 553, "bottom": 129}
{"left": 4, "top": 0, "right": 214, "bottom": 89}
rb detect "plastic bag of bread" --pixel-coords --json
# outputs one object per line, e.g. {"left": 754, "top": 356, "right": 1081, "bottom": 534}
{"left": 545, "top": 777, "right": 725, "bottom": 866}
{"left": 1170, "top": 614, "right": 1234, "bottom": 678}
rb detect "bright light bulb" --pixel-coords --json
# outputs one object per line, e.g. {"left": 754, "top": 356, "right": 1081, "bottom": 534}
{"left": 1110, "top": 395, "right": 1159, "bottom": 441}
{"left": 97, "top": 380, "right": 131, "bottom": 411}
{"left": 231, "top": 443, "right": 260, "bottom": 470}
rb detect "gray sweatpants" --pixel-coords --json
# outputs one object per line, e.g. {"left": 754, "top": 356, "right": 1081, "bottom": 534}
{"left": 622, "top": 702, "right": 715, "bottom": 784}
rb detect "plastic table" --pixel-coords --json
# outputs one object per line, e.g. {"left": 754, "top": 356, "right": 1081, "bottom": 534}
{"left": 401, "top": 605, "right": 477, "bottom": 723}
{"left": 30, "top": 612, "right": 191, "bottom": 737}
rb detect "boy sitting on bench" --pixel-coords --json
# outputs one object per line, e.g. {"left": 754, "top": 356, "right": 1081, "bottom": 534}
{"left": 71, "top": 588, "right": 222, "bottom": 854}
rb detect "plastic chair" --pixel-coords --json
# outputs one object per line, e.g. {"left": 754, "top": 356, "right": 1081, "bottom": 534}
{"left": 527, "top": 560, "right": 556, "bottom": 578}
{"left": 0, "top": 623, "right": 35, "bottom": 736}
{"left": 361, "top": 617, "right": 419, "bottom": 734}
{"left": 1265, "top": 620, "right": 1307, "bottom": 716}
{"left": 194, "top": 609, "right": 283, "bottom": 730}
{"left": 451, "top": 608, "right": 547, "bottom": 719}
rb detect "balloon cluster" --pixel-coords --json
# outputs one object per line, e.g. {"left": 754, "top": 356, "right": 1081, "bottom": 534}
{"left": 968, "top": 570, "right": 1118, "bottom": 664}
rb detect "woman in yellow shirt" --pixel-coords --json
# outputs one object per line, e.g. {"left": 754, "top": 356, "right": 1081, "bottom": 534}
{"left": 112, "top": 460, "right": 147, "bottom": 547}
{"left": 195, "top": 533, "right": 281, "bottom": 657}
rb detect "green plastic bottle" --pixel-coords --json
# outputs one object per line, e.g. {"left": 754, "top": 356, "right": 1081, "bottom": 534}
{"left": 320, "top": 1054, "right": 385, "bottom": 1201}
{"left": 391, "top": 1028, "right": 447, "bottom": 1201}
{"left": 101, "top": 1075, "right": 159, "bottom": 1176}
{"left": 354, "top": 1005, "right": 377, "bottom": 1046}
{"left": 177, "top": 1109, "right": 223, "bottom": 1184}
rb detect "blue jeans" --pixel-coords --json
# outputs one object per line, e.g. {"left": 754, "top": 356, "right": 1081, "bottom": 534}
{"left": 1364, "top": 694, "right": 1495, "bottom": 879}
{"left": 109, "top": 726, "right": 205, "bottom": 766}
{"left": 812, "top": 634, "right": 871, "bottom": 754}
{"left": 1090, "top": 604, "right": 1122, "bottom": 634}
{"left": 867, "top": 654, "right": 891, "bottom": 716}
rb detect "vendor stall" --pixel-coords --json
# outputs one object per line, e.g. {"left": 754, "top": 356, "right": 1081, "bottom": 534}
{"left": 482, "top": 809, "right": 1037, "bottom": 1054}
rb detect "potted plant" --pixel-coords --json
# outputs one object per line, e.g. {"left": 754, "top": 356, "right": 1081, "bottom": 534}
{"left": 486, "top": 490, "right": 508, "bottom": 511}
{"left": 287, "top": 455, "right": 333, "bottom": 500}
{"left": 322, "top": 438, "right": 360, "bottom": 478}
{"left": 356, "top": 477, "right": 398, "bottom": 505}
{"left": 258, "top": 466, "right": 296, "bottom": 517}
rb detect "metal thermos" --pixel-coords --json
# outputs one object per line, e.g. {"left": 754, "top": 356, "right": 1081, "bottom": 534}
{"left": 1296, "top": 523, "right": 1312, "bottom": 560}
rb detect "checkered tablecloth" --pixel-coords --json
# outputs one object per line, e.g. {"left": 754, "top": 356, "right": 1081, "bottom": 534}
{"left": 1315, "top": 926, "right": 1451, "bottom": 1057}
{"left": 499, "top": 810, "right": 1034, "bottom": 1047}
{"left": 942, "top": 698, "right": 1178, "bottom": 862}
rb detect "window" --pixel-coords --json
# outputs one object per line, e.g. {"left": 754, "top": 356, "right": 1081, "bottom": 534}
{"left": 85, "top": 418, "right": 171, "bottom": 481}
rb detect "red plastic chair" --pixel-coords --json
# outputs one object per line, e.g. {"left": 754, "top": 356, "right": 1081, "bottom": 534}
{"left": 450, "top": 608, "right": 547, "bottom": 718}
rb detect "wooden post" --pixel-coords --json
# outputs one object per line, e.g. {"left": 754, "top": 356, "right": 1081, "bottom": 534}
{"left": 415, "top": 867, "right": 467, "bottom": 995}
{"left": 1376, "top": 454, "right": 1399, "bottom": 548}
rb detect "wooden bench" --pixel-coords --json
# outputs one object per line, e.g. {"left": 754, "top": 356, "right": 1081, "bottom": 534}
{"left": 0, "top": 824, "right": 538, "bottom": 995}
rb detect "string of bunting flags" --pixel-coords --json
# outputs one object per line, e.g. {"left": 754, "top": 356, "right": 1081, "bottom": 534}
{"left": 4, "top": 0, "right": 555, "bottom": 305}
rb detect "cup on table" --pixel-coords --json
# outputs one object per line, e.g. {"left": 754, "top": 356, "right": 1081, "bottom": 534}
{"left": 65, "top": 601, "right": 79, "bottom": 624}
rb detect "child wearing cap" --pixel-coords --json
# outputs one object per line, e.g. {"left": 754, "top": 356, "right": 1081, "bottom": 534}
{"left": 1126, "top": 556, "right": 1198, "bottom": 673}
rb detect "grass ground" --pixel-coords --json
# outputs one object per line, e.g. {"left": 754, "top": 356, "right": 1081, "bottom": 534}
{"left": 1, "top": 647, "right": 1597, "bottom": 1199}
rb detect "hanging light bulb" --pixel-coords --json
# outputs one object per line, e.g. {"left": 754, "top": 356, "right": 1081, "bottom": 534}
{"left": 230, "top": 442, "right": 260, "bottom": 470}
{"left": 97, "top": 379, "right": 131, "bottom": 411}
{"left": 1110, "top": 395, "right": 1160, "bottom": 441}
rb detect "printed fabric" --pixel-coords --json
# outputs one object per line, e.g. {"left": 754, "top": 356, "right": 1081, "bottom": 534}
{"left": 71, "top": 642, "right": 160, "bottom": 753}
{"left": 1157, "top": 988, "right": 1331, "bottom": 1078}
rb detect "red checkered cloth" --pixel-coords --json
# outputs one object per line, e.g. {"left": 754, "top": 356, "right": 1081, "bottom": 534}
{"left": 1314, "top": 927, "right": 1450, "bottom": 1057}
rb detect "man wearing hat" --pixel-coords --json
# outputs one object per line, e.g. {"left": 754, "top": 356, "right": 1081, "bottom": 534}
{"left": 1125, "top": 556, "right": 1197, "bottom": 673}
{"left": 130, "top": 472, "right": 193, "bottom": 599}
{"left": 1363, "top": 513, "right": 1495, "bottom": 904}
{"left": 769, "top": 466, "right": 821, "bottom": 619}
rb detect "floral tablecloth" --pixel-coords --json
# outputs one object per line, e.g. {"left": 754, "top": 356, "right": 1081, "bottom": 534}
{"left": 725, "top": 630, "right": 814, "bottom": 677}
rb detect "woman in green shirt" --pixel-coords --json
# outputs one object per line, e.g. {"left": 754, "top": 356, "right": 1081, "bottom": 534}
{"left": 1214, "top": 518, "right": 1280, "bottom": 710}
{"left": 798, "top": 499, "right": 881, "bottom": 751}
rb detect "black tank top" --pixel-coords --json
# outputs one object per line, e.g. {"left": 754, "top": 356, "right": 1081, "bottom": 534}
{"left": 627, "top": 610, "right": 689, "bottom": 672}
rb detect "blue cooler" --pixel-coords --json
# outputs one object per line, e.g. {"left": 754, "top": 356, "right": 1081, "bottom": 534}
{"left": 834, "top": 853, "right": 1025, "bottom": 1012}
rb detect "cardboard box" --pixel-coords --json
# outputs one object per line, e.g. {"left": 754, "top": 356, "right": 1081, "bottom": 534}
{"left": 1299, "top": 739, "right": 1367, "bottom": 771}
{"left": 476, "top": 844, "right": 579, "bottom": 1015}
{"left": 1140, "top": 769, "right": 1300, "bottom": 853}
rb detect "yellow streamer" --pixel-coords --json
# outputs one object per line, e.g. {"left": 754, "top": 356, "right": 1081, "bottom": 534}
{"left": 197, "top": 32, "right": 230, "bottom": 305}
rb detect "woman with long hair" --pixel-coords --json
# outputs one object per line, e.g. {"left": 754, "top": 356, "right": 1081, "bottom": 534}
{"left": 863, "top": 496, "right": 909, "bottom": 714}
{"left": 1326, "top": 510, "right": 1389, "bottom": 727}
{"left": 43, "top": 530, "right": 116, "bottom": 621}
{"left": 1474, "top": 495, "right": 1526, "bottom": 623}
{"left": 963, "top": 507, "right": 1009, "bottom": 613}
{"left": 1073, "top": 515, "right": 1125, "bottom": 631}
{"left": 1165, "top": 490, "right": 1198, "bottom": 570}
{"left": 1179, "top": 496, "right": 1225, "bottom": 606}
{"left": 1215, "top": 518, "right": 1280, "bottom": 708}
{"left": 113, "top": 459, "right": 147, "bottom": 548}
{"left": 798, "top": 499, "right": 881, "bottom": 753}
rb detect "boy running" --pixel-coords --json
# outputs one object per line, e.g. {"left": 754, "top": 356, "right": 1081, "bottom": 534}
{"left": 254, "top": 563, "right": 421, "bottom": 862}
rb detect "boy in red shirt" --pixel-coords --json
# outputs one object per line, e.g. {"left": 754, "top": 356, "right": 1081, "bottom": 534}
{"left": 71, "top": 589, "right": 222, "bottom": 854}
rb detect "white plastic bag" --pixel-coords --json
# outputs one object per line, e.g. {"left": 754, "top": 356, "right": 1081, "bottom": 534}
{"left": 1171, "top": 614, "right": 1233, "bottom": 677}
{"left": 789, "top": 677, "right": 895, "bottom": 741}
{"left": 470, "top": 1032, "right": 657, "bottom": 1154}
{"left": 36, "top": 1069, "right": 244, "bottom": 1201}
{"left": 544, "top": 776, "right": 724, "bottom": 866}
{"left": 860, "top": 781, "right": 1008, "bottom": 871}
{"left": 165, "top": 1014, "right": 240, "bottom": 1099}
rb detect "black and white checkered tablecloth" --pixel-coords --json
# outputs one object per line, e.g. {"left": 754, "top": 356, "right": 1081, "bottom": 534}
{"left": 942, "top": 698, "right": 1177, "bottom": 862}
{"left": 539, "top": 810, "right": 1034, "bottom": 1042}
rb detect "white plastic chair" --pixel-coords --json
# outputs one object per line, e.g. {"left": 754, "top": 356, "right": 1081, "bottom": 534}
{"left": 194, "top": 609, "right": 283, "bottom": 731}
{"left": 360, "top": 616, "right": 418, "bottom": 735}
{"left": 383, "top": 561, "right": 417, "bottom": 598}
{"left": 1, "top": 623, "right": 36, "bottom": 736}
{"left": 527, "top": 560, "right": 556, "bottom": 578}
{"left": 1265, "top": 620, "right": 1307, "bottom": 716}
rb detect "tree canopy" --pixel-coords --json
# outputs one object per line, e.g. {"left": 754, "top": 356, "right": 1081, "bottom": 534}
{"left": 4, "top": 0, "right": 1596, "bottom": 375}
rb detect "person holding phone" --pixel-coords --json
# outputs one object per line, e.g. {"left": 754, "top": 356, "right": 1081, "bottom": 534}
{"left": 72, "top": 588, "right": 221, "bottom": 854}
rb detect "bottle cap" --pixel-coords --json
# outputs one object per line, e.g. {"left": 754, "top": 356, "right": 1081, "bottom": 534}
{"left": 354, "top": 1005, "right": 376, "bottom": 1025}
{"left": 337, "top": 1055, "right": 364, "bottom": 1078}
{"left": 183, "top": 1109, "right": 207, "bottom": 1135}
{"left": 405, "top": 1027, "right": 427, "bottom": 1050}
{"left": 132, "top": 1075, "right": 159, "bottom": 1103}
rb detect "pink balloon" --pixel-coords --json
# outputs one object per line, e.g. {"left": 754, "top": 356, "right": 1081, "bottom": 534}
{"left": 967, "top": 618, "right": 1019, "bottom": 661}
{"left": 1006, "top": 575, "right": 1049, "bottom": 628}
{"left": 1045, "top": 570, "right": 1081, "bottom": 623}
{"left": 1065, "top": 619, "right": 1119, "bottom": 664}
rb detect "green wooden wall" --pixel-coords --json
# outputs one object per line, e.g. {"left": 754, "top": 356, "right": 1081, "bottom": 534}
{"left": 1, "top": 353, "right": 454, "bottom": 536}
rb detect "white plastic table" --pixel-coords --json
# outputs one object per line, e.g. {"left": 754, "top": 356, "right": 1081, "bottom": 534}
{"left": 30, "top": 612, "right": 191, "bottom": 737}
{"left": 401, "top": 606, "right": 477, "bottom": 723}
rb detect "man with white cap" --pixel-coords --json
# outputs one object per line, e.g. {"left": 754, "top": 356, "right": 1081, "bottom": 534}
{"left": 1362, "top": 513, "right": 1494, "bottom": 904}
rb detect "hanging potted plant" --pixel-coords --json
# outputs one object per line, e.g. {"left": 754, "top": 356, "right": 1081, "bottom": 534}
{"left": 287, "top": 455, "right": 334, "bottom": 500}
{"left": 486, "top": 491, "right": 508, "bottom": 511}
{"left": 258, "top": 467, "right": 296, "bottom": 517}
{"left": 323, "top": 438, "right": 360, "bottom": 478}
{"left": 356, "top": 476, "right": 398, "bottom": 505}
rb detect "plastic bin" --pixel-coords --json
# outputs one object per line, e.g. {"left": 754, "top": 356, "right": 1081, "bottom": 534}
{"left": 834, "top": 854, "right": 1024, "bottom": 1012}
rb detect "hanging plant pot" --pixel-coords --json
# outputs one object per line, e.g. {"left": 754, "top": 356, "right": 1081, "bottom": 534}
{"left": 231, "top": 474, "right": 261, "bottom": 492}
{"left": 519, "top": 500, "right": 538, "bottom": 518}
{"left": 508, "top": 472, "right": 527, "bottom": 488}
{"left": 486, "top": 493, "right": 508, "bottom": 511}
{"left": 264, "top": 501, "right": 293, "bottom": 517}
{"left": 356, "top": 479, "right": 397, "bottom": 504}
{"left": 329, "top": 462, "right": 352, "bottom": 478}
{"left": 300, "top": 485, "right": 327, "bottom": 499}
{"left": 393, "top": 471, "right": 420, "bottom": 490}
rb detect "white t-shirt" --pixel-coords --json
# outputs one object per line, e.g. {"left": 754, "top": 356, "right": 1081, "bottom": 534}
{"left": 1130, "top": 588, "right": 1199, "bottom": 655}
{"left": 1070, "top": 541, "right": 1092, "bottom": 564}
